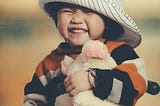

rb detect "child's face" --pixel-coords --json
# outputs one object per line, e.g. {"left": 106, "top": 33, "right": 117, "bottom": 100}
{"left": 57, "top": 6, "right": 105, "bottom": 47}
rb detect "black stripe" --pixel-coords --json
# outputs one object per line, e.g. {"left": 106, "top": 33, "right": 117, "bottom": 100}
{"left": 24, "top": 74, "right": 45, "bottom": 95}
{"left": 44, "top": 74, "right": 66, "bottom": 105}
{"left": 111, "top": 44, "right": 139, "bottom": 65}
{"left": 92, "top": 68, "right": 138, "bottom": 106}
{"left": 54, "top": 49, "right": 81, "bottom": 56}
{"left": 93, "top": 69, "right": 113, "bottom": 100}
{"left": 112, "top": 69, "right": 138, "bottom": 106}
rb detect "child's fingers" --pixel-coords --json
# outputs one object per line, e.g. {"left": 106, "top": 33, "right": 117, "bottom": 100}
{"left": 69, "top": 88, "right": 79, "bottom": 97}
{"left": 66, "top": 85, "right": 75, "bottom": 93}
{"left": 64, "top": 76, "right": 72, "bottom": 88}
{"left": 64, "top": 76, "right": 70, "bottom": 85}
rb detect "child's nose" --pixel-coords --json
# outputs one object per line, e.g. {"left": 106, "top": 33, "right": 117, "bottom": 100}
{"left": 71, "top": 12, "right": 84, "bottom": 24}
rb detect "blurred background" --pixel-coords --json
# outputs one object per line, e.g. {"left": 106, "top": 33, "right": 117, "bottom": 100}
{"left": 0, "top": 0, "right": 159, "bottom": 106}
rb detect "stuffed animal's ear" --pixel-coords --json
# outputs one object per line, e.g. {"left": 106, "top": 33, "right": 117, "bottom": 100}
{"left": 61, "top": 56, "right": 73, "bottom": 75}
{"left": 82, "top": 40, "right": 109, "bottom": 61}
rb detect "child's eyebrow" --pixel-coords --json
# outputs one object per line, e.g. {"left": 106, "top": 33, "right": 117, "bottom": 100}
{"left": 82, "top": 8, "right": 96, "bottom": 13}
{"left": 63, "top": 7, "right": 97, "bottom": 14}
{"left": 61, "top": 4, "right": 96, "bottom": 13}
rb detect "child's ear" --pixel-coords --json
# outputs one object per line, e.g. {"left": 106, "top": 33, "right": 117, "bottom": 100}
{"left": 61, "top": 55, "right": 74, "bottom": 75}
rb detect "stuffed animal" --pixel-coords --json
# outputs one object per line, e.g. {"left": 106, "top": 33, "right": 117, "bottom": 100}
{"left": 55, "top": 40, "right": 121, "bottom": 106}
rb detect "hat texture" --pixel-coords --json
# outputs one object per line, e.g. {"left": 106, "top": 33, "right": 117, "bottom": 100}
{"left": 38, "top": 0, "right": 141, "bottom": 48}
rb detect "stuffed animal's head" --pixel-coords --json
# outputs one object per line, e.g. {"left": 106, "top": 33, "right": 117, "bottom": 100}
{"left": 81, "top": 40, "right": 109, "bottom": 62}
{"left": 61, "top": 40, "right": 114, "bottom": 75}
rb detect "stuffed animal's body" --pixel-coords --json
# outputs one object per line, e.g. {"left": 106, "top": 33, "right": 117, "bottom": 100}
{"left": 55, "top": 40, "right": 121, "bottom": 106}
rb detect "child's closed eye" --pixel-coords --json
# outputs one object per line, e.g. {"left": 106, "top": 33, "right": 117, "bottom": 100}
{"left": 59, "top": 8, "right": 74, "bottom": 14}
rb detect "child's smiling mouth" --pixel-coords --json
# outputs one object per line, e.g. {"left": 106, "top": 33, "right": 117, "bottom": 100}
{"left": 68, "top": 28, "right": 88, "bottom": 34}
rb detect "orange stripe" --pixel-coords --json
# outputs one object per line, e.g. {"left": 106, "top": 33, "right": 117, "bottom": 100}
{"left": 106, "top": 41, "right": 126, "bottom": 53}
{"left": 114, "top": 63, "right": 146, "bottom": 105}
{"left": 35, "top": 51, "right": 79, "bottom": 77}
{"left": 36, "top": 52, "right": 64, "bottom": 77}
{"left": 98, "top": 38, "right": 127, "bottom": 54}
{"left": 36, "top": 62, "right": 45, "bottom": 77}
{"left": 45, "top": 54, "right": 63, "bottom": 70}
{"left": 98, "top": 37, "right": 106, "bottom": 43}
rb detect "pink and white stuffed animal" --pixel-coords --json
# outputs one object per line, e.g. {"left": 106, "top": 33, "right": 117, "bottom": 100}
{"left": 55, "top": 40, "right": 121, "bottom": 106}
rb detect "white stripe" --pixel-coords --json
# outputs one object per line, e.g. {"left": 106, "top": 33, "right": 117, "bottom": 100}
{"left": 92, "top": 0, "right": 100, "bottom": 12}
{"left": 24, "top": 100, "right": 37, "bottom": 106}
{"left": 39, "top": 0, "right": 140, "bottom": 32}
{"left": 102, "top": 1, "right": 115, "bottom": 20}
{"left": 96, "top": 0, "right": 106, "bottom": 15}
{"left": 54, "top": 68, "right": 62, "bottom": 77}
{"left": 84, "top": 0, "right": 89, "bottom": 9}
{"left": 88, "top": 0, "right": 94, "bottom": 11}
{"left": 39, "top": 75, "right": 48, "bottom": 86}
{"left": 77, "top": 0, "right": 81, "bottom": 6}
{"left": 107, "top": 78, "right": 123, "bottom": 103}
{"left": 81, "top": 0, "right": 85, "bottom": 6}
{"left": 24, "top": 93, "right": 47, "bottom": 104}
{"left": 40, "top": 69, "right": 62, "bottom": 86}
{"left": 115, "top": 0, "right": 124, "bottom": 7}
{"left": 123, "top": 58, "right": 148, "bottom": 86}
{"left": 49, "top": 70, "right": 56, "bottom": 79}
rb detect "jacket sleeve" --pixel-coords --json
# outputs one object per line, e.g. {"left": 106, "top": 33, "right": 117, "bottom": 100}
{"left": 24, "top": 73, "right": 48, "bottom": 105}
{"left": 24, "top": 73, "right": 66, "bottom": 106}
{"left": 92, "top": 44, "right": 147, "bottom": 106}
{"left": 24, "top": 52, "right": 65, "bottom": 106}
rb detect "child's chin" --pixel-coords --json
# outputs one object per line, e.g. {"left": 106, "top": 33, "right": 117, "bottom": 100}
{"left": 69, "top": 42, "right": 84, "bottom": 47}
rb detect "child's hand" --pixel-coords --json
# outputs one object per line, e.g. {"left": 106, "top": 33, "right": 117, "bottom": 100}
{"left": 64, "top": 71, "right": 92, "bottom": 96}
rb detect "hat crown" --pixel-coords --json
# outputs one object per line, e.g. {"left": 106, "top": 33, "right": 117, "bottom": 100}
{"left": 114, "top": 0, "right": 124, "bottom": 7}
{"left": 109, "top": 0, "right": 124, "bottom": 9}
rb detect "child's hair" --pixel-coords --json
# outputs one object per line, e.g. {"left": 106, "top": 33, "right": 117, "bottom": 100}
{"left": 44, "top": 2, "right": 124, "bottom": 41}
{"left": 100, "top": 15, "right": 124, "bottom": 41}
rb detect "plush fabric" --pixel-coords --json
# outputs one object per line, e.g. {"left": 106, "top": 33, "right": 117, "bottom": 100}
{"left": 55, "top": 40, "right": 119, "bottom": 106}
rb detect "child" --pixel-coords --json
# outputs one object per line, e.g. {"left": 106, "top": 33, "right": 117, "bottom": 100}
{"left": 24, "top": 0, "right": 147, "bottom": 106}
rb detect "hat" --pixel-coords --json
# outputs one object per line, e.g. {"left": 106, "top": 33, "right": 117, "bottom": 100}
{"left": 38, "top": 0, "right": 141, "bottom": 48}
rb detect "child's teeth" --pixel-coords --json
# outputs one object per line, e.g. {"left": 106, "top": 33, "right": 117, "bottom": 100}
{"left": 70, "top": 29, "right": 87, "bottom": 33}
{"left": 73, "top": 30, "right": 83, "bottom": 33}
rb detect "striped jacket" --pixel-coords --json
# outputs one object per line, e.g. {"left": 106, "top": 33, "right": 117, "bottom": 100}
{"left": 24, "top": 40, "right": 147, "bottom": 106}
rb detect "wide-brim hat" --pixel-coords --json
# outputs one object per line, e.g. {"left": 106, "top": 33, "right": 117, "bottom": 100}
{"left": 38, "top": 0, "right": 141, "bottom": 48}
